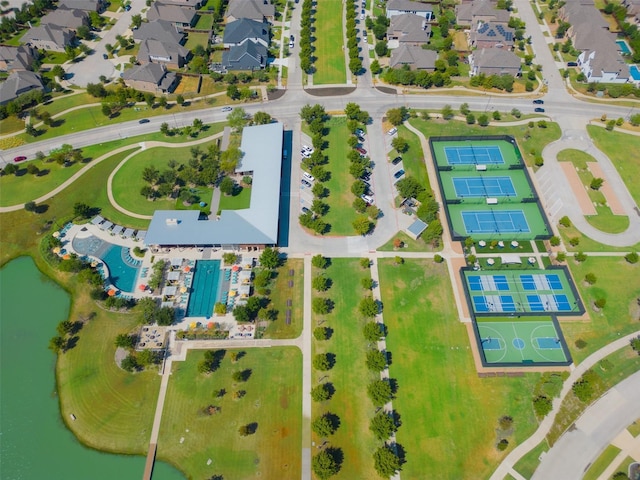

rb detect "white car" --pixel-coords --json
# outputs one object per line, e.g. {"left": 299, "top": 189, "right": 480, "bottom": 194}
{"left": 387, "top": 127, "right": 397, "bottom": 136}
{"left": 361, "top": 194, "right": 374, "bottom": 205}
{"left": 303, "top": 172, "right": 315, "bottom": 183}
{"left": 302, "top": 145, "right": 314, "bottom": 154}
{"left": 301, "top": 149, "right": 311, "bottom": 158}
{"left": 221, "top": 106, "right": 233, "bottom": 112}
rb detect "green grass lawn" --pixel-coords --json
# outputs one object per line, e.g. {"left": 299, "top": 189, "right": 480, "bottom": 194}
{"left": 56, "top": 288, "right": 162, "bottom": 454}
{"left": 556, "top": 223, "right": 640, "bottom": 253}
{"left": 263, "top": 259, "right": 304, "bottom": 339}
{"left": 513, "top": 440, "right": 549, "bottom": 479}
{"left": 322, "top": 117, "right": 361, "bottom": 235}
{"left": 628, "top": 419, "right": 640, "bottom": 437}
{"left": 40, "top": 92, "right": 99, "bottom": 117}
{"left": 313, "top": 0, "right": 347, "bottom": 84}
{"left": 184, "top": 31, "right": 210, "bottom": 51}
{"left": 0, "top": 115, "right": 26, "bottom": 135}
{"left": 396, "top": 124, "right": 428, "bottom": 186}
{"left": 562, "top": 256, "right": 640, "bottom": 361}
{"left": 312, "top": 258, "right": 380, "bottom": 479}
{"left": 194, "top": 14, "right": 213, "bottom": 30}
{"left": 583, "top": 444, "right": 622, "bottom": 480}
{"left": 157, "top": 347, "right": 302, "bottom": 479}
{"left": 378, "top": 258, "right": 541, "bottom": 479}
{"left": 218, "top": 185, "right": 251, "bottom": 210}
{"left": 408, "top": 117, "right": 562, "bottom": 169}
{"left": 588, "top": 125, "right": 640, "bottom": 207}
{"left": 111, "top": 141, "right": 217, "bottom": 216}
{"left": 377, "top": 230, "right": 442, "bottom": 252}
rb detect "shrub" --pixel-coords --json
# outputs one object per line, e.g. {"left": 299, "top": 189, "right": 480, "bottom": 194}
{"left": 569, "top": 237, "right": 580, "bottom": 246}
{"left": 584, "top": 273, "right": 596, "bottom": 284}
{"left": 360, "top": 258, "right": 370, "bottom": 269}
{"left": 594, "top": 298, "right": 606, "bottom": 309}
{"left": 550, "top": 236, "right": 561, "bottom": 247}
{"left": 590, "top": 178, "right": 604, "bottom": 190}
{"left": 497, "top": 439, "right": 509, "bottom": 451}
{"left": 498, "top": 415, "right": 513, "bottom": 430}
{"left": 572, "top": 376, "right": 594, "bottom": 402}
{"left": 624, "top": 251, "right": 638, "bottom": 264}
{"left": 313, "top": 353, "right": 334, "bottom": 371}
{"left": 559, "top": 216, "right": 571, "bottom": 227}
{"left": 575, "top": 338, "right": 587, "bottom": 349}
{"left": 533, "top": 395, "right": 552, "bottom": 417}
{"left": 556, "top": 252, "right": 566, "bottom": 262}
{"left": 434, "top": 254, "right": 444, "bottom": 263}
{"left": 574, "top": 252, "right": 587, "bottom": 263}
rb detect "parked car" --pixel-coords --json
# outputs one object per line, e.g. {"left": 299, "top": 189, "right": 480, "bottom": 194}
{"left": 392, "top": 156, "right": 402, "bottom": 165}
{"left": 290, "top": 34, "right": 295, "bottom": 42}
{"left": 567, "top": 61, "right": 578, "bottom": 67}
{"left": 394, "top": 169, "right": 405, "bottom": 179}
{"left": 355, "top": 128, "right": 365, "bottom": 137}
{"left": 533, "top": 99, "right": 544, "bottom": 104}
{"left": 303, "top": 172, "right": 315, "bottom": 182}
{"left": 357, "top": 136, "right": 365, "bottom": 143}
{"left": 221, "top": 106, "right": 233, "bottom": 112}
{"left": 102, "top": 53, "right": 108, "bottom": 59}
{"left": 124, "top": 3, "right": 131, "bottom": 10}
{"left": 361, "top": 194, "right": 374, "bottom": 205}
{"left": 363, "top": 30, "right": 367, "bottom": 38}
{"left": 138, "top": 118, "right": 150, "bottom": 124}
{"left": 13, "top": 156, "right": 26, "bottom": 163}
{"left": 361, "top": 171, "right": 371, "bottom": 181}
{"left": 301, "top": 179, "right": 312, "bottom": 188}
{"left": 289, "top": 40, "right": 294, "bottom": 48}
{"left": 301, "top": 149, "right": 311, "bottom": 158}
{"left": 534, "top": 107, "right": 545, "bottom": 113}
{"left": 356, "top": 147, "right": 367, "bottom": 155}
{"left": 387, "top": 127, "right": 397, "bottom": 136}
{"left": 302, "top": 145, "right": 314, "bottom": 154}
{"left": 301, "top": 206, "right": 310, "bottom": 214}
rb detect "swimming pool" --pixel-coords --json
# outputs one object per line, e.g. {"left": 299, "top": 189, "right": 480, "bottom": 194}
{"left": 617, "top": 39, "right": 631, "bottom": 55}
{"left": 72, "top": 235, "right": 140, "bottom": 293}
{"left": 630, "top": 65, "right": 640, "bottom": 81}
{"left": 186, "top": 260, "right": 222, "bottom": 317}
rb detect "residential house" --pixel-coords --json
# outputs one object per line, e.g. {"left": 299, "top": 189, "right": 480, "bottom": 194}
{"left": 578, "top": 47, "right": 630, "bottom": 83}
{"left": 386, "top": 0, "right": 434, "bottom": 20}
{"left": 157, "top": 0, "right": 202, "bottom": 10}
{"left": 469, "top": 21, "right": 515, "bottom": 49}
{"left": 40, "top": 8, "right": 89, "bottom": 31}
{"left": 225, "top": 0, "right": 275, "bottom": 23}
{"left": 138, "top": 39, "right": 190, "bottom": 68}
{"left": 0, "top": 45, "right": 36, "bottom": 72}
{"left": 456, "top": 0, "right": 510, "bottom": 27}
{"left": 389, "top": 44, "right": 437, "bottom": 70}
{"left": 122, "top": 62, "right": 178, "bottom": 93}
{"left": 21, "top": 24, "right": 75, "bottom": 52}
{"left": 58, "top": 0, "right": 104, "bottom": 12}
{"left": 223, "top": 18, "right": 269, "bottom": 48}
{"left": 222, "top": 40, "right": 268, "bottom": 70}
{"left": 0, "top": 70, "right": 44, "bottom": 105}
{"left": 147, "top": 3, "right": 197, "bottom": 29}
{"left": 470, "top": 47, "right": 521, "bottom": 76}
{"left": 386, "top": 13, "right": 431, "bottom": 49}
{"left": 622, "top": 0, "right": 640, "bottom": 16}
{"left": 133, "top": 19, "right": 185, "bottom": 45}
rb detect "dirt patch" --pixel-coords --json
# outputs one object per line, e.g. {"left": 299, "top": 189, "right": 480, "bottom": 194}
{"left": 279, "top": 388, "right": 289, "bottom": 409}
{"left": 267, "top": 88, "right": 286, "bottom": 101}
{"left": 304, "top": 87, "right": 356, "bottom": 97}
{"left": 280, "top": 426, "right": 289, "bottom": 438}
{"left": 376, "top": 86, "right": 398, "bottom": 95}
{"left": 114, "top": 347, "right": 128, "bottom": 369}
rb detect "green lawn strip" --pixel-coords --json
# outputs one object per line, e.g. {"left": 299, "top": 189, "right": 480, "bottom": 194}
{"left": 586, "top": 207, "right": 630, "bottom": 234}
{"left": 218, "top": 186, "right": 251, "bottom": 210}
{"left": 583, "top": 444, "right": 622, "bottom": 480}
{"left": 262, "top": 259, "right": 304, "bottom": 339}
{"left": 408, "top": 118, "right": 562, "bottom": 168}
{"left": 312, "top": 258, "right": 380, "bottom": 479}
{"left": 377, "top": 230, "right": 442, "bottom": 252}
{"left": 562, "top": 256, "right": 640, "bottom": 361}
{"left": 546, "top": 348, "right": 640, "bottom": 446}
{"left": 612, "top": 456, "right": 636, "bottom": 479}
{"left": 194, "top": 13, "right": 213, "bottom": 30}
{"left": 111, "top": 141, "right": 217, "bottom": 216}
{"left": 323, "top": 117, "right": 360, "bottom": 235}
{"left": 396, "top": 124, "right": 428, "bottom": 185}
{"left": 588, "top": 125, "right": 640, "bottom": 207}
{"left": 513, "top": 440, "right": 549, "bottom": 479}
{"left": 56, "top": 289, "right": 161, "bottom": 454}
{"left": 0, "top": 115, "right": 26, "bottom": 134}
{"left": 628, "top": 419, "right": 640, "bottom": 437}
{"left": 157, "top": 347, "right": 302, "bottom": 479}
{"left": 557, "top": 223, "right": 640, "bottom": 253}
{"left": 40, "top": 92, "right": 99, "bottom": 117}
{"left": 378, "top": 259, "right": 540, "bottom": 478}
{"left": 184, "top": 32, "right": 210, "bottom": 51}
{"left": 313, "top": 0, "right": 346, "bottom": 84}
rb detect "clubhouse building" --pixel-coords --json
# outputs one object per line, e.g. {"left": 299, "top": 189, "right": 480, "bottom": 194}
{"left": 145, "top": 122, "right": 284, "bottom": 251}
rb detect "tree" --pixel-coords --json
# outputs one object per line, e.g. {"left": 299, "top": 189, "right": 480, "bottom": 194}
{"left": 130, "top": 13, "right": 142, "bottom": 29}
{"left": 312, "top": 297, "right": 331, "bottom": 315}
{"left": 101, "top": 103, "right": 112, "bottom": 117}
{"left": 312, "top": 275, "right": 331, "bottom": 292}
{"left": 49, "top": 335, "right": 66, "bottom": 353}
{"left": 76, "top": 24, "right": 90, "bottom": 40}
{"left": 395, "top": 176, "right": 425, "bottom": 199}
{"left": 391, "top": 136, "right": 408, "bottom": 153}
{"left": 25, "top": 122, "right": 37, "bottom": 136}
{"left": 51, "top": 65, "right": 65, "bottom": 80}
{"left": 478, "top": 114, "right": 490, "bottom": 126}
{"left": 313, "top": 326, "right": 331, "bottom": 341}
{"left": 158, "top": 96, "right": 168, "bottom": 109}
{"left": 625, "top": 251, "right": 639, "bottom": 264}
{"left": 259, "top": 246, "right": 280, "bottom": 269}
{"left": 312, "top": 413, "right": 338, "bottom": 437}
{"left": 73, "top": 202, "right": 92, "bottom": 219}
{"left": 375, "top": 40, "right": 388, "bottom": 56}
{"left": 115, "top": 333, "right": 135, "bottom": 348}
{"left": 441, "top": 104, "right": 454, "bottom": 120}
{"left": 359, "top": 297, "right": 378, "bottom": 317}
{"left": 312, "top": 449, "right": 341, "bottom": 480}
{"left": 386, "top": 107, "right": 407, "bottom": 126}
{"left": 367, "top": 379, "right": 392, "bottom": 406}
{"left": 160, "top": 122, "right": 170, "bottom": 136}
{"left": 352, "top": 216, "right": 373, "bottom": 236}
{"left": 311, "top": 383, "right": 333, "bottom": 401}
{"left": 590, "top": 178, "right": 604, "bottom": 190}
{"left": 219, "top": 176, "right": 235, "bottom": 196}
{"left": 584, "top": 273, "right": 597, "bottom": 284}
{"left": 370, "top": 59, "right": 382, "bottom": 74}
{"left": 533, "top": 395, "right": 552, "bottom": 417}
{"left": 373, "top": 446, "right": 402, "bottom": 477}
{"left": 227, "top": 107, "right": 248, "bottom": 131}
{"left": 121, "top": 354, "right": 140, "bottom": 372}
{"left": 24, "top": 201, "right": 37, "bottom": 213}
{"left": 312, "top": 254, "right": 329, "bottom": 269}
{"left": 366, "top": 349, "right": 387, "bottom": 371}
{"left": 252, "top": 111, "right": 272, "bottom": 125}
{"left": 370, "top": 412, "right": 398, "bottom": 440}
{"left": 361, "top": 277, "right": 374, "bottom": 290}
{"left": 363, "top": 321, "right": 382, "bottom": 341}
{"left": 313, "top": 353, "right": 334, "bottom": 371}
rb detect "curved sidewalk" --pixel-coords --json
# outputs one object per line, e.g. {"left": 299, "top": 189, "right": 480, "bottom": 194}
{"left": 490, "top": 330, "right": 640, "bottom": 480}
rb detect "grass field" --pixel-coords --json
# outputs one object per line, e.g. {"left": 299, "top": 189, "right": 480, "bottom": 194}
{"left": 323, "top": 117, "right": 361, "bottom": 235}
{"left": 56, "top": 288, "right": 161, "bottom": 453}
{"left": 184, "top": 31, "right": 210, "bottom": 51}
{"left": 583, "top": 444, "right": 622, "bottom": 480}
{"left": 0, "top": 114, "right": 26, "bottom": 134}
{"left": 378, "top": 259, "right": 541, "bottom": 479}
{"left": 378, "top": 230, "right": 442, "bottom": 252}
{"left": 218, "top": 186, "right": 251, "bottom": 210}
{"left": 312, "top": 0, "right": 347, "bottom": 84}
{"left": 311, "top": 258, "right": 380, "bottom": 479}
{"left": 157, "top": 347, "right": 302, "bottom": 479}
{"left": 263, "top": 259, "right": 304, "bottom": 339}
{"left": 588, "top": 125, "right": 640, "bottom": 207}
{"left": 111, "top": 141, "right": 217, "bottom": 216}
{"left": 513, "top": 440, "right": 548, "bottom": 478}
{"left": 409, "top": 118, "right": 562, "bottom": 169}
{"left": 556, "top": 222, "right": 640, "bottom": 253}
{"left": 396, "top": 125, "right": 429, "bottom": 186}
{"left": 562, "top": 256, "right": 640, "bottom": 361}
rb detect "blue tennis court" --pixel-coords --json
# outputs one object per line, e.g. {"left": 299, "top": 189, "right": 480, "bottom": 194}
{"left": 473, "top": 295, "right": 517, "bottom": 313}
{"left": 520, "top": 274, "right": 563, "bottom": 291}
{"left": 444, "top": 145, "right": 505, "bottom": 165}
{"left": 461, "top": 210, "right": 530, "bottom": 234}
{"left": 452, "top": 176, "right": 516, "bottom": 198}
{"left": 526, "top": 294, "right": 572, "bottom": 312}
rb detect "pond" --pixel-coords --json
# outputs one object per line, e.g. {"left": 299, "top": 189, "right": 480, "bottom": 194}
{"left": 0, "top": 257, "right": 184, "bottom": 480}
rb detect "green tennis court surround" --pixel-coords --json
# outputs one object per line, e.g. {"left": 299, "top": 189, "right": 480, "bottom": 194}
{"left": 430, "top": 136, "right": 552, "bottom": 241}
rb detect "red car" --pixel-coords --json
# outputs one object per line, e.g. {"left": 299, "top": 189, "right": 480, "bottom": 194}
{"left": 356, "top": 147, "right": 367, "bottom": 156}
{"left": 13, "top": 156, "right": 27, "bottom": 163}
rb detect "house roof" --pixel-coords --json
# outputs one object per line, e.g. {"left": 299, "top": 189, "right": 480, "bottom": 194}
{"left": 20, "top": 24, "right": 73, "bottom": 49}
{"left": 387, "top": 13, "right": 431, "bottom": 43}
{"left": 472, "top": 21, "right": 515, "bottom": 45}
{"left": 0, "top": 70, "right": 44, "bottom": 104}
{"left": 473, "top": 47, "right": 520, "bottom": 69}
{"left": 389, "top": 44, "right": 437, "bottom": 69}
{"left": 145, "top": 123, "right": 284, "bottom": 246}
{"left": 226, "top": 0, "right": 275, "bottom": 21}
{"left": 407, "top": 219, "right": 428, "bottom": 237}
{"left": 41, "top": 8, "right": 88, "bottom": 29}
{"left": 122, "top": 62, "right": 175, "bottom": 86}
{"left": 223, "top": 18, "right": 269, "bottom": 44}
{"left": 456, "top": 0, "right": 509, "bottom": 23}
{"left": 156, "top": 0, "right": 201, "bottom": 8}
{"left": 222, "top": 40, "right": 268, "bottom": 69}
{"left": 387, "top": 0, "right": 434, "bottom": 12}
{"left": 147, "top": 3, "right": 196, "bottom": 25}
{"left": 0, "top": 45, "right": 35, "bottom": 71}
{"left": 133, "top": 20, "right": 184, "bottom": 44}
{"left": 58, "top": 0, "right": 101, "bottom": 11}
{"left": 138, "top": 39, "right": 189, "bottom": 63}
